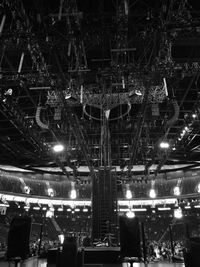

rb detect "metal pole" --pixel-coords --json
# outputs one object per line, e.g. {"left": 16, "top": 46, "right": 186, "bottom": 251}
{"left": 141, "top": 222, "right": 147, "bottom": 264}
{"left": 169, "top": 225, "right": 174, "bottom": 258}
{"left": 38, "top": 223, "right": 43, "bottom": 256}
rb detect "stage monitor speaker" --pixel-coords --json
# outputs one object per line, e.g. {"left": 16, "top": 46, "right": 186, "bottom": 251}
{"left": 7, "top": 216, "right": 32, "bottom": 260}
{"left": 119, "top": 216, "right": 141, "bottom": 258}
{"left": 60, "top": 237, "right": 78, "bottom": 267}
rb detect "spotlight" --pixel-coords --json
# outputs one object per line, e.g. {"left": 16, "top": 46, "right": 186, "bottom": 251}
{"left": 149, "top": 188, "right": 156, "bottom": 199}
{"left": 174, "top": 208, "right": 183, "bottom": 219}
{"left": 159, "top": 141, "right": 170, "bottom": 149}
{"left": 126, "top": 210, "right": 135, "bottom": 218}
{"left": 53, "top": 144, "right": 64, "bottom": 152}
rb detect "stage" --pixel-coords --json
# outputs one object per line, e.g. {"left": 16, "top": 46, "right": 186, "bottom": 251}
{"left": 0, "top": 260, "right": 186, "bottom": 267}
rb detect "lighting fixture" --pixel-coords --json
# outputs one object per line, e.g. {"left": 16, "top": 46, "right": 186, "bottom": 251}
{"left": 126, "top": 210, "right": 135, "bottom": 218}
{"left": 173, "top": 186, "right": 181, "bottom": 196}
{"left": 149, "top": 188, "right": 156, "bottom": 199}
{"left": 159, "top": 141, "right": 170, "bottom": 149}
{"left": 58, "top": 234, "right": 65, "bottom": 244}
{"left": 197, "top": 183, "right": 200, "bottom": 193}
{"left": 125, "top": 189, "right": 132, "bottom": 199}
{"left": 53, "top": 144, "right": 64, "bottom": 153}
{"left": 46, "top": 209, "right": 54, "bottom": 218}
{"left": 158, "top": 207, "right": 171, "bottom": 211}
{"left": 192, "top": 113, "right": 197, "bottom": 119}
{"left": 24, "top": 185, "right": 31, "bottom": 195}
{"left": 47, "top": 188, "right": 55, "bottom": 197}
{"left": 174, "top": 208, "right": 183, "bottom": 219}
{"left": 83, "top": 207, "right": 88, "bottom": 212}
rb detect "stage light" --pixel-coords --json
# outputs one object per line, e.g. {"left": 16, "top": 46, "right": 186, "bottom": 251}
{"left": 149, "top": 188, "right": 156, "bottom": 199}
{"left": 192, "top": 113, "right": 197, "bottom": 119}
{"left": 159, "top": 141, "right": 170, "bottom": 149}
{"left": 46, "top": 209, "right": 54, "bottom": 218}
{"left": 125, "top": 189, "right": 132, "bottom": 199}
{"left": 58, "top": 234, "right": 65, "bottom": 244}
{"left": 47, "top": 188, "right": 55, "bottom": 197}
{"left": 75, "top": 208, "right": 80, "bottom": 212}
{"left": 174, "top": 208, "right": 183, "bottom": 219}
{"left": 70, "top": 189, "right": 77, "bottom": 199}
{"left": 126, "top": 210, "right": 135, "bottom": 218}
{"left": 24, "top": 185, "right": 30, "bottom": 195}
{"left": 173, "top": 186, "right": 181, "bottom": 196}
{"left": 4, "top": 88, "right": 13, "bottom": 96}
{"left": 70, "top": 182, "right": 77, "bottom": 199}
{"left": 53, "top": 144, "right": 64, "bottom": 153}
{"left": 197, "top": 183, "right": 200, "bottom": 193}
{"left": 83, "top": 207, "right": 88, "bottom": 212}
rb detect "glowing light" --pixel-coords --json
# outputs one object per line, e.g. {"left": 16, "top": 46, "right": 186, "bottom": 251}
{"left": 24, "top": 185, "right": 30, "bottom": 194}
{"left": 174, "top": 208, "right": 183, "bottom": 219}
{"left": 126, "top": 210, "right": 135, "bottom": 218}
{"left": 149, "top": 188, "right": 156, "bottom": 199}
{"left": 83, "top": 207, "right": 88, "bottom": 212}
{"left": 173, "top": 186, "right": 181, "bottom": 196}
{"left": 192, "top": 114, "right": 197, "bottom": 119}
{"left": 46, "top": 209, "right": 54, "bottom": 218}
{"left": 47, "top": 188, "right": 55, "bottom": 197}
{"left": 197, "top": 183, "right": 200, "bottom": 193}
{"left": 58, "top": 234, "right": 65, "bottom": 244}
{"left": 53, "top": 144, "right": 64, "bottom": 152}
{"left": 125, "top": 189, "right": 132, "bottom": 199}
{"left": 70, "top": 189, "right": 77, "bottom": 199}
{"left": 159, "top": 141, "right": 170, "bottom": 149}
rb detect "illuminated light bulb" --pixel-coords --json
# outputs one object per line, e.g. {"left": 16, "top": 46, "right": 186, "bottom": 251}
{"left": 83, "top": 207, "right": 88, "bottom": 212}
{"left": 174, "top": 208, "right": 183, "bottom": 219}
{"left": 70, "top": 189, "right": 77, "bottom": 199}
{"left": 58, "top": 234, "right": 65, "bottom": 244}
{"left": 46, "top": 209, "right": 54, "bottom": 218}
{"left": 159, "top": 141, "right": 170, "bottom": 149}
{"left": 24, "top": 185, "right": 30, "bottom": 194}
{"left": 192, "top": 114, "right": 197, "bottom": 119}
{"left": 173, "top": 186, "right": 181, "bottom": 196}
{"left": 149, "top": 188, "right": 156, "bottom": 199}
{"left": 53, "top": 144, "right": 64, "bottom": 152}
{"left": 47, "top": 188, "right": 54, "bottom": 197}
{"left": 126, "top": 210, "right": 135, "bottom": 218}
{"left": 197, "top": 183, "right": 200, "bottom": 193}
{"left": 125, "top": 189, "right": 132, "bottom": 199}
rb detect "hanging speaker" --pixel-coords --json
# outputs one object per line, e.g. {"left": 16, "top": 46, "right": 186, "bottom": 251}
{"left": 119, "top": 216, "right": 141, "bottom": 258}
{"left": 7, "top": 216, "right": 32, "bottom": 260}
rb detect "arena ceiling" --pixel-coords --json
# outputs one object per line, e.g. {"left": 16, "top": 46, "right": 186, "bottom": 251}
{"left": 1, "top": 0, "right": 200, "bottom": 178}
